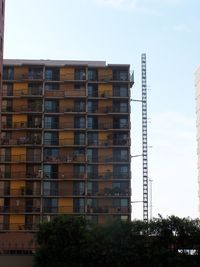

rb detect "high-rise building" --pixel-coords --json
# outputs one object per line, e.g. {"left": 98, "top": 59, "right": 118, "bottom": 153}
{"left": 195, "top": 67, "right": 200, "bottom": 214}
{"left": 0, "top": 0, "right": 5, "bottom": 126}
{"left": 0, "top": 59, "right": 133, "bottom": 250}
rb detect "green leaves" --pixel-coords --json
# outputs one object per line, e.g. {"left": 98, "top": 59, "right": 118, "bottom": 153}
{"left": 33, "top": 215, "right": 200, "bottom": 267}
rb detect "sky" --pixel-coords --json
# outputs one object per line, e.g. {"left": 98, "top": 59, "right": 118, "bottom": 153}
{"left": 4, "top": 0, "right": 200, "bottom": 219}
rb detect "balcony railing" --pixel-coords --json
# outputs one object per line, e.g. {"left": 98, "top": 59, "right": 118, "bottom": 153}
{"left": 14, "top": 73, "right": 43, "bottom": 80}
{"left": 0, "top": 206, "right": 40, "bottom": 213}
{"left": 0, "top": 155, "right": 42, "bottom": 163}
{"left": 0, "top": 137, "right": 42, "bottom": 146}
{"left": 1, "top": 188, "right": 41, "bottom": 196}
{"left": 0, "top": 223, "right": 39, "bottom": 231}
{"left": 2, "top": 88, "right": 43, "bottom": 97}
{"left": 2, "top": 122, "right": 42, "bottom": 129}
{"left": 2, "top": 106, "right": 42, "bottom": 113}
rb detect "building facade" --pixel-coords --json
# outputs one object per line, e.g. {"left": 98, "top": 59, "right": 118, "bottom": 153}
{"left": 0, "top": 59, "right": 133, "bottom": 235}
{"left": 195, "top": 67, "right": 200, "bottom": 215}
{"left": 0, "top": 0, "right": 5, "bottom": 127}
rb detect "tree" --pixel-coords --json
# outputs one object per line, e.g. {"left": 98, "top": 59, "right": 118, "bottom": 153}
{"left": 33, "top": 215, "right": 200, "bottom": 267}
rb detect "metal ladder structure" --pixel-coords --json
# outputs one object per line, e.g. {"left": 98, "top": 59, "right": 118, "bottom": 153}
{"left": 141, "top": 53, "right": 148, "bottom": 222}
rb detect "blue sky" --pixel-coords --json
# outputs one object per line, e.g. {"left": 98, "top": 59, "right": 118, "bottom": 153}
{"left": 4, "top": 0, "right": 199, "bottom": 219}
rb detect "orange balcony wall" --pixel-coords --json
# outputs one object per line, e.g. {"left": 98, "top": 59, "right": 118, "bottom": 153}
{"left": 98, "top": 84, "right": 112, "bottom": 97}
{"left": 60, "top": 115, "right": 74, "bottom": 128}
{"left": 60, "top": 67, "right": 74, "bottom": 81}
{"left": 11, "top": 147, "right": 26, "bottom": 162}
{"left": 98, "top": 165, "right": 113, "bottom": 174}
{"left": 60, "top": 99, "right": 74, "bottom": 112}
{"left": 59, "top": 131, "right": 73, "bottom": 145}
{"left": 13, "top": 114, "right": 27, "bottom": 123}
{"left": 98, "top": 68, "right": 112, "bottom": 81}
{"left": 58, "top": 198, "right": 73, "bottom": 213}
{"left": 10, "top": 215, "right": 25, "bottom": 230}
{"left": 13, "top": 83, "right": 28, "bottom": 96}
{"left": 14, "top": 66, "right": 28, "bottom": 80}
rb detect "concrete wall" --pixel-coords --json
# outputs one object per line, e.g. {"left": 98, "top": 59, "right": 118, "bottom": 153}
{"left": 0, "top": 255, "right": 33, "bottom": 267}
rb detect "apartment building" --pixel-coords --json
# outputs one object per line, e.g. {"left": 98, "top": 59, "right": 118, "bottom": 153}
{"left": 0, "top": 0, "right": 5, "bottom": 120}
{"left": 0, "top": 59, "right": 133, "bottom": 235}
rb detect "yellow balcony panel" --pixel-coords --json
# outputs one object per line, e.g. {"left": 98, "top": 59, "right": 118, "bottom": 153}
{"left": 13, "top": 83, "right": 28, "bottom": 97}
{"left": 60, "top": 67, "right": 74, "bottom": 81}
{"left": 14, "top": 67, "right": 28, "bottom": 80}
{"left": 98, "top": 84, "right": 112, "bottom": 97}
{"left": 10, "top": 215, "right": 25, "bottom": 230}
{"left": 58, "top": 198, "right": 73, "bottom": 213}
{"left": 98, "top": 69, "right": 113, "bottom": 81}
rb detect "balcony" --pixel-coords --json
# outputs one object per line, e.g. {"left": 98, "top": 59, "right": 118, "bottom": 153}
{"left": 2, "top": 105, "right": 42, "bottom": 113}
{"left": 0, "top": 206, "right": 41, "bottom": 214}
{"left": 44, "top": 138, "right": 86, "bottom": 146}
{"left": 44, "top": 154, "right": 86, "bottom": 163}
{"left": 14, "top": 72, "right": 43, "bottom": 81}
{"left": 1, "top": 188, "right": 41, "bottom": 197}
{"left": 87, "top": 138, "right": 130, "bottom": 147}
{"left": 0, "top": 223, "right": 39, "bottom": 231}
{"left": 0, "top": 155, "right": 42, "bottom": 163}
{"left": 0, "top": 137, "right": 42, "bottom": 146}
{"left": 88, "top": 187, "right": 129, "bottom": 197}
{"left": 87, "top": 156, "right": 129, "bottom": 163}
{"left": 2, "top": 88, "right": 43, "bottom": 97}
{"left": 2, "top": 121, "right": 42, "bottom": 130}
{"left": 86, "top": 206, "right": 130, "bottom": 214}
{"left": 88, "top": 172, "right": 129, "bottom": 180}
{"left": 0, "top": 171, "right": 42, "bottom": 179}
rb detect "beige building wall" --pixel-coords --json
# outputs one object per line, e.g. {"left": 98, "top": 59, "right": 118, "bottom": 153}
{"left": 195, "top": 67, "right": 200, "bottom": 215}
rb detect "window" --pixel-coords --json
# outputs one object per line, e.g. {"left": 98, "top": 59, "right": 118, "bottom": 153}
{"left": 74, "top": 165, "right": 85, "bottom": 178}
{"left": 73, "top": 182, "right": 85, "bottom": 195}
{"left": 44, "top": 148, "right": 59, "bottom": 161}
{"left": 113, "top": 101, "right": 128, "bottom": 113}
{"left": 45, "top": 68, "right": 59, "bottom": 81}
{"left": 88, "top": 84, "right": 98, "bottom": 97}
{"left": 113, "top": 69, "right": 128, "bottom": 81}
{"left": 43, "top": 181, "right": 58, "bottom": 196}
{"left": 87, "top": 132, "right": 98, "bottom": 145}
{"left": 114, "top": 117, "right": 128, "bottom": 129}
{"left": 113, "top": 164, "right": 129, "bottom": 179}
{"left": 74, "top": 100, "right": 85, "bottom": 112}
{"left": 44, "top": 100, "right": 59, "bottom": 113}
{"left": 44, "top": 132, "right": 58, "bottom": 145}
{"left": 87, "top": 182, "right": 98, "bottom": 195}
{"left": 87, "top": 149, "right": 98, "bottom": 162}
{"left": 87, "top": 116, "right": 98, "bottom": 129}
{"left": 45, "top": 83, "right": 59, "bottom": 90}
{"left": 74, "top": 116, "right": 85, "bottom": 128}
{"left": 43, "top": 165, "right": 58, "bottom": 179}
{"left": 44, "top": 116, "right": 58, "bottom": 129}
{"left": 74, "top": 132, "right": 85, "bottom": 145}
{"left": 113, "top": 198, "right": 128, "bottom": 207}
{"left": 87, "top": 165, "right": 98, "bottom": 179}
{"left": 74, "top": 83, "right": 85, "bottom": 90}
{"left": 113, "top": 85, "right": 128, "bottom": 97}
{"left": 88, "top": 100, "right": 98, "bottom": 112}
{"left": 28, "top": 67, "right": 43, "bottom": 79}
{"left": 113, "top": 149, "right": 128, "bottom": 162}
{"left": 73, "top": 198, "right": 85, "bottom": 213}
{"left": 75, "top": 69, "right": 86, "bottom": 80}
{"left": 88, "top": 69, "right": 98, "bottom": 81}
{"left": 43, "top": 198, "right": 58, "bottom": 213}
{"left": 3, "top": 67, "right": 14, "bottom": 80}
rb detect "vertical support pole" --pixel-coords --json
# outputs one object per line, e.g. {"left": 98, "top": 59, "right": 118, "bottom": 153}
{"left": 141, "top": 53, "right": 148, "bottom": 222}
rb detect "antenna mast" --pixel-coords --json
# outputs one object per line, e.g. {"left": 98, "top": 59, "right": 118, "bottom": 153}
{"left": 141, "top": 53, "right": 148, "bottom": 222}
